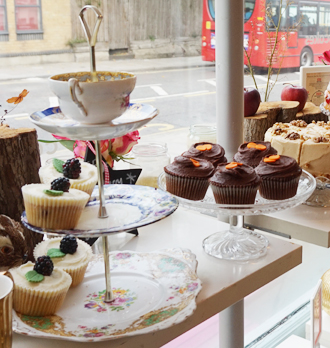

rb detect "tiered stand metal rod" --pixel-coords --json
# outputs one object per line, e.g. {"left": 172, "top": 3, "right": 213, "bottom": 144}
{"left": 80, "top": 6, "right": 114, "bottom": 303}
{"left": 95, "top": 140, "right": 114, "bottom": 303}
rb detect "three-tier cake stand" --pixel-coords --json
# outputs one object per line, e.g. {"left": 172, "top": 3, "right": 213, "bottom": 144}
{"left": 22, "top": 5, "right": 179, "bottom": 304}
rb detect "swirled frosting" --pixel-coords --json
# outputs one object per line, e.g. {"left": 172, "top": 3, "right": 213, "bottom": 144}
{"left": 164, "top": 156, "right": 215, "bottom": 178}
{"left": 39, "top": 160, "right": 97, "bottom": 191}
{"left": 33, "top": 238, "right": 92, "bottom": 269}
{"left": 210, "top": 163, "right": 261, "bottom": 186}
{"left": 255, "top": 155, "right": 302, "bottom": 178}
{"left": 182, "top": 142, "right": 227, "bottom": 166}
{"left": 9, "top": 261, "right": 72, "bottom": 290}
{"left": 233, "top": 141, "right": 277, "bottom": 168}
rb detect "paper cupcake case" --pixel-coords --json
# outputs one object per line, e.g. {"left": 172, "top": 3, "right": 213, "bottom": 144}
{"left": 258, "top": 175, "right": 301, "bottom": 200}
{"left": 165, "top": 173, "right": 210, "bottom": 201}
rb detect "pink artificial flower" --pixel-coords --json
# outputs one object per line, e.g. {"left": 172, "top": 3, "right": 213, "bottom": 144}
{"left": 110, "top": 131, "right": 140, "bottom": 156}
{"left": 52, "top": 134, "right": 71, "bottom": 141}
{"left": 102, "top": 149, "right": 114, "bottom": 168}
{"left": 73, "top": 141, "right": 87, "bottom": 159}
{"left": 319, "top": 50, "right": 330, "bottom": 64}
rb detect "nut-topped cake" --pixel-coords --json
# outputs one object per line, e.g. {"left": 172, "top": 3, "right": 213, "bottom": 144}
{"left": 264, "top": 120, "right": 330, "bottom": 178}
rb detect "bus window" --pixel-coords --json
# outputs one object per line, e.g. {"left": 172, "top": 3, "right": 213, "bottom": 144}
{"left": 266, "top": 0, "right": 288, "bottom": 30}
{"left": 288, "top": 4, "right": 298, "bottom": 28}
{"left": 299, "top": 5, "right": 317, "bottom": 36}
{"left": 319, "top": 5, "right": 330, "bottom": 35}
{"left": 208, "top": 0, "right": 215, "bottom": 21}
{"left": 244, "top": 0, "right": 256, "bottom": 22}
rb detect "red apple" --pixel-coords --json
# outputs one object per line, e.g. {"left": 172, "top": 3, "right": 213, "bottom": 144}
{"left": 280, "top": 84, "right": 308, "bottom": 112}
{"left": 244, "top": 87, "right": 261, "bottom": 117}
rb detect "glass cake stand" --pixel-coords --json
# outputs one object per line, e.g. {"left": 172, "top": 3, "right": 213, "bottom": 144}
{"left": 158, "top": 171, "right": 316, "bottom": 261}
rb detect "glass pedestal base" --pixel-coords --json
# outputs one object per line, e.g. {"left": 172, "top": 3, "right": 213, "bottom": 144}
{"left": 203, "top": 229, "right": 269, "bottom": 261}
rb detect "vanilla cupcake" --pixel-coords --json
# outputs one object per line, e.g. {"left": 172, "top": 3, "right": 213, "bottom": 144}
{"left": 9, "top": 259, "right": 71, "bottom": 316}
{"left": 22, "top": 183, "right": 89, "bottom": 230}
{"left": 34, "top": 236, "right": 92, "bottom": 287}
{"left": 39, "top": 158, "right": 98, "bottom": 196}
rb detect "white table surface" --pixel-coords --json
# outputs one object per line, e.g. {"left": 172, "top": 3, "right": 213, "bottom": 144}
{"left": 245, "top": 204, "right": 330, "bottom": 247}
{"left": 12, "top": 206, "right": 302, "bottom": 348}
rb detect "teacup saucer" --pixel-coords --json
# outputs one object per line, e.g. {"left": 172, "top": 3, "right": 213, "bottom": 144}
{"left": 30, "top": 103, "right": 158, "bottom": 140}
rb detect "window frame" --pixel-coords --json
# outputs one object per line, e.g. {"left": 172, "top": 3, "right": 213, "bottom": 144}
{"left": 15, "top": 0, "right": 43, "bottom": 35}
{"left": 0, "top": 0, "right": 8, "bottom": 34}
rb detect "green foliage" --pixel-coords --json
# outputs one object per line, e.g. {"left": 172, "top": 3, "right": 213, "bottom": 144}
{"left": 66, "top": 38, "right": 87, "bottom": 49}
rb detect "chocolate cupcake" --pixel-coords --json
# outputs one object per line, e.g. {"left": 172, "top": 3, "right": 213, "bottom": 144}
{"left": 233, "top": 141, "right": 277, "bottom": 168}
{"left": 164, "top": 156, "right": 214, "bottom": 200}
{"left": 182, "top": 142, "right": 227, "bottom": 167}
{"left": 209, "top": 162, "right": 261, "bottom": 204}
{"left": 255, "top": 155, "right": 302, "bottom": 200}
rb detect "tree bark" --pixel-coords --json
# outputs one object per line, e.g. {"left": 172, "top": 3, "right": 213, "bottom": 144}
{"left": 0, "top": 125, "right": 41, "bottom": 221}
{"left": 296, "top": 102, "right": 328, "bottom": 123}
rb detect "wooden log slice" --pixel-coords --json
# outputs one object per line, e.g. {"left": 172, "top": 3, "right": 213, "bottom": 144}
{"left": 296, "top": 102, "right": 328, "bottom": 123}
{"left": 263, "top": 101, "right": 299, "bottom": 123}
{"left": 0, "top": 125, "right": 41, "bottom": 221}
{"left": 244, "top": 103, "right": 281, "bottom": 142}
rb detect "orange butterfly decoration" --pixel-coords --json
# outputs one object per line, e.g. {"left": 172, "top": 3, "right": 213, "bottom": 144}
{"left": 7, "top": 89, "right": 29, "bottom": 104}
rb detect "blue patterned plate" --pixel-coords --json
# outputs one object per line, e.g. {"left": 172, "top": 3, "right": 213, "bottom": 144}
{"left": 21, "top": 185, "right": 179, "bottom": 237}
{"left": 30, "top": 103, "right": 158, "bottom": 140}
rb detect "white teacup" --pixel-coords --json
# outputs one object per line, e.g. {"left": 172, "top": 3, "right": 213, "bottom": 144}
{"left": 49, "top": 71, "right": 137, "bottom": 124}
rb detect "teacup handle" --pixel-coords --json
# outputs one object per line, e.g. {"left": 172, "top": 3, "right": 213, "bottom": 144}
{"left": 69, "top": 78, "right": 88, "bottom": 117}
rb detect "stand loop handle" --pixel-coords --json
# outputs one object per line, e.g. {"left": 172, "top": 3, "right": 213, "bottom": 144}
{"left": 79, "top": 6, "right": 103, "bottom": 82}
{"left": 79, "top": 5, "right": 103, "bottom": 47}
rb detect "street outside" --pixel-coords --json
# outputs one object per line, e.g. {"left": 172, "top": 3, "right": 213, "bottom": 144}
{"left": 0, "top": 57, "right": 302, "bottom": 156}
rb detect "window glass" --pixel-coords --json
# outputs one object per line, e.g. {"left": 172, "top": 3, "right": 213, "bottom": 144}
{"left": 208, "top": 0, "right": 215, "bottom": 21}
{"left": 16, "top": 0, "right": 38, "bottom": 5}
{"left": 244, "top": 0, "right": 256, "bottom": 22}
{"left": 319, "top": 5, "right": 330, "bottom": 35}
{"left": 299, "top": 5, "right": 317, "bottom": 36}
{"left": 0, "top": 7, "right": 5, "bottom": 31}
{"left": 266, "top": 0, "right": 289, "bottom": 30}
{"left": 15, "top": 0, "right": 41, "bottom": 31}
{"left": 0, "top": 0, "right": 5, "bottom": 32}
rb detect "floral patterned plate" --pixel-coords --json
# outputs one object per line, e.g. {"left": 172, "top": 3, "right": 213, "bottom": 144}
{"left": 21, "top": 184, "right": 179, "bottom": 237}
{"left": 29, "top": 103, "right": 158, "bottom": 140}
{"left": 13, "top": 248, "right": 202, "bottom": 342}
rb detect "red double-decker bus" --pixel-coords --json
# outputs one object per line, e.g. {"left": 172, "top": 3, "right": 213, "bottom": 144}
{"left": 202, "top": 0, "right": 330, "bottom": 68}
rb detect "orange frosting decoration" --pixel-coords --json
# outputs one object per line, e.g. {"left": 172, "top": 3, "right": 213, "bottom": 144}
{"left": 247, "top": 142, "right": 257, "bottom": 149}
{"left": 225, "top": 162, "right": 243, "bottom": 169}
{"left": 264, "top": 155, "right": 280, "bottom": 163}
{"left": 196, "top": 144, "right": 213, "bottom": 151}
{"left": 255, "top": 144, "right": 267, "bottom": 150}
{"left": 247, "top": 142, "right": 266, "bottom": 151}
{"left": 190, "top": 158, "right": 201, "bottom": 167}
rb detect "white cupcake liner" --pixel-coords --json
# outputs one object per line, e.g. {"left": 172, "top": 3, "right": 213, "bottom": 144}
{"left": 71, "top": 179, "right": 97, "bottom": 196}
{"left": 23, "top": 193, "right": 88, "bottom": 230}
{"left": 165, "top": 173, "right": 209, "bottom": 200}
{"left": 13, "top": 276, "right": 71, "bottom": 316}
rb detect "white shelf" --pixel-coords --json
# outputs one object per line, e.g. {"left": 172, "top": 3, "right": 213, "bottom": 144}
{"left": 306, "top": 310, "right": 330, "bottom": 347}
